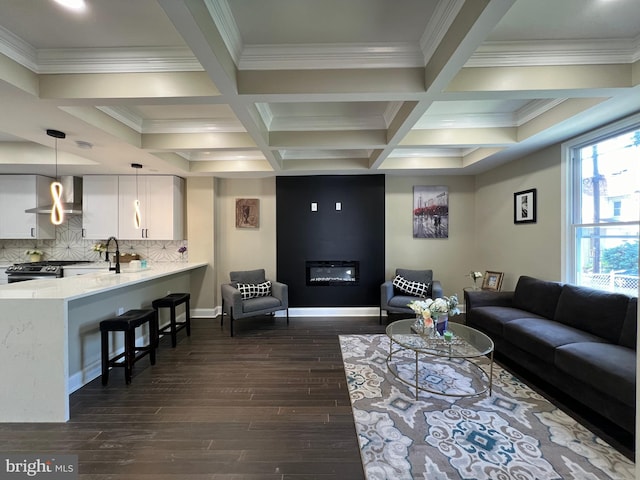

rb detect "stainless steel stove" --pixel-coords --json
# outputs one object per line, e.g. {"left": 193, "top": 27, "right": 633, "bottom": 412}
{"left": 6, "top": 261, "right": 91, "bottom": 283}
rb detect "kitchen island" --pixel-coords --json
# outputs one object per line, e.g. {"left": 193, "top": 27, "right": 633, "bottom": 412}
{"left": 0, "top": 262, "right": 207, "bottom": 422}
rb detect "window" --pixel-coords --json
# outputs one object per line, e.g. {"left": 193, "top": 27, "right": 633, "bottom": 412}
{"left": 566, "top": 115, "right": 639, "bottom": 295}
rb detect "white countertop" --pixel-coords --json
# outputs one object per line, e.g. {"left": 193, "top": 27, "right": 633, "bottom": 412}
{"left": 0, "top": 262, "right": 207, "bottom": 300}
{"left": 62, "top": 262, "right": 108, "bottom": 269}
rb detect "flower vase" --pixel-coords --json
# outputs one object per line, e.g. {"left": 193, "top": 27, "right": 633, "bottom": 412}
{"left": 29, "top": 254, "right": 41, "bottom": 263}
{"left": 435, "top": 313, "right": 448, "bottom": 336}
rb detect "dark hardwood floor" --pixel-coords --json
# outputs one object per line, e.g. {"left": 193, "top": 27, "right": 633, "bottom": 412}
{"left": 1, "top": 316, "right": 386, "bottom": 479}
{"left": 0, "top": 315, "right": 633, "bottom": 479}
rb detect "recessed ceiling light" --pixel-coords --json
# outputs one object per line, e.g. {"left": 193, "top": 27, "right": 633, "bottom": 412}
{"left": 53, "top": 0, "right": 86, "bottom": 12}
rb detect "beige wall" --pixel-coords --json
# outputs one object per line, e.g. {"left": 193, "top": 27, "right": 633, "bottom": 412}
{"left": 385, "top": 175, "right": 477, "bottom": 296}
{"left": 185, "top": 177, "right": 216, "bottom": 312}
{"left": 214, "top": 177, "right": 277, "bottom": 293}
{"left": 474, "top": 144, "right": 562, "bottom": 291}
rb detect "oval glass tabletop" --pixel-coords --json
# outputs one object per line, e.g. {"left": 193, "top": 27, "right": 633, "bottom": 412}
{"left": 385, "top": 318, "right": 494, "bottom": 358}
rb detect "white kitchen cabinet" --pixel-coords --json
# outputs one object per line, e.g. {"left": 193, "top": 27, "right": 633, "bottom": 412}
{"left": 82, "top": 175, "right": 119, "bottom": 240}
{"left": 0, "top": 266, "right": 8, "bottom": 285}
{"left": 0, "top": 175, "right": 55, "bottom": 239}
{"left": 118, "top": 175, "right": 184, "bottom": 240}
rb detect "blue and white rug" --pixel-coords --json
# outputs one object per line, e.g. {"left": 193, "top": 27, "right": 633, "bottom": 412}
{"left": 339, "top": 334, "right": 635, "bottom": 480}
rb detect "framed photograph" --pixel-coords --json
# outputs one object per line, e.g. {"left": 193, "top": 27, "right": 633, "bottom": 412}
{"left": 235, "top": 198, "right": 260, "bottom": 228}
{"left": 514, "top": 188, "right": 536, "bottom": 224}
{"left": 412, "top": 185, "right": 449, "bottom": 239}
{"left": 482, "top": 271, "right": 504, "bottom": 291}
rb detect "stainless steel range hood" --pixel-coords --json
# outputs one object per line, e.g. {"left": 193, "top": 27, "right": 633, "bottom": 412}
{"left": 25, "top": 176, "right": 83, "bottom": 215}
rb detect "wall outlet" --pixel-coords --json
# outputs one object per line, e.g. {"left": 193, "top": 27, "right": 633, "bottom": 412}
{"left": 118, "top": 307, "right": 124, "bottom": 315}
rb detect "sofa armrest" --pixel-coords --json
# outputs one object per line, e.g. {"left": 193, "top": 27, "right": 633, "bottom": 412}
{"left": 270, "top": 281, "right": 289, "bottom": 308}
{"left": 221, "top": 283, "right": 243, "bottom": 315}
{"left": 431, "top": 280, "right": 443, "bottom": 299}
{"left": 465, "top": 290, "right": 514, "bottom": 310}
{"left": 381, "top": 281, "right": 394, "bottom": 308}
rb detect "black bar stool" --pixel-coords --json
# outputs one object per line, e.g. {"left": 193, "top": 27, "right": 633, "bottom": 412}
{"left": 100, "top": 309, "right": 157, "bottom": 385}
{"left": 152, "top": 293, "right": 191, "bottom": 348}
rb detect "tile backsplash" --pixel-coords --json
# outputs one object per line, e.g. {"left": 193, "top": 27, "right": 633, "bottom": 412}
{"left": 0, "top": 215, "right": 188, "bottom": 264}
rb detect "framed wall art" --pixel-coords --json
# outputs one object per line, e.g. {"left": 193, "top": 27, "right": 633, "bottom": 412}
{"left": 413, "top": 185, "right": 449, "bottom": 238}
{"left": 514, "top": 188, "right": 536, "bottom": 224}
{"left": 236, "top": 198, "right": 260, "bottom": 228}
{"left": 482, "top": 271, "right": 504, "bottom": 291}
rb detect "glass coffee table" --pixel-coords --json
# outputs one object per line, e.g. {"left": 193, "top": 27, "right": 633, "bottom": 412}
{"left": 385, "top": 318, "right": 494, "bottom": 399}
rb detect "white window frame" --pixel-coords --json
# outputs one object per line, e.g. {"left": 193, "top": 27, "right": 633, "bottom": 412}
{"left": 561, "top": 112, "right": 640, "bottom": 288}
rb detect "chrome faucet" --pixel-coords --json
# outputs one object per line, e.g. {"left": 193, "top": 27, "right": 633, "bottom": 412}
{"left": 105, "top": 236, "right": 120, "bottom": 274}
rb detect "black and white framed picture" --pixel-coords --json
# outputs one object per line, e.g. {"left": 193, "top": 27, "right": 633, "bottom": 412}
{"left": 413, "top": 185, "right": 449, "bottom": 238}
{"left": 514, "top": 188, "right": 536, "bottom": 224}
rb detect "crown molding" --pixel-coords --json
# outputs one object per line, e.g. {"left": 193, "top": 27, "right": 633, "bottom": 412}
{"left": 97, "top": 106, "right": 143, "bottom": 133}
{"left": 255, "top": 103, "right": 274, "bottom": 130}
{"left": 467, "top": 38, "right": 640, "bottom": 67}
{"left": 36, "top": 46, "right": 203, "bottom": 73}
{"left": 388, "top": 147, "right": 470, "bottom": 158}
{"left": 0, "top": 25, "right": 38, "bottom": 71}
{"left": 415, "top": 112, "right": 517, "bottom": 129}
{"left": 97, "top": 106, "right": 245, "bottom": 134}
{"left": 413, "top": 98, "right": 567, "bottom": 130}
{"left": 281, "top": 149, "right": 371, "bottom": 160}
{"left": 238, "top": 42, "right": 423, "bottom": 70}
{"left": 143, "top": 118, "right": 246, "bottom": 134}
{"left": 0, "top": 22, "right": 203, "bottom": 73}
{"left": 270, "top": 114, "right": 387, "bottom": 132}
{"left": 204, "top": 0, "right": 242, "bottom": 65}
{"left": 419, "top": 0, "right": 466, "bottom": 64}
{"left": 383, "top": 101, "right": 404, "bottom": 128}
{"left": 515, "top": 99, "right": 566, "bottom": 126}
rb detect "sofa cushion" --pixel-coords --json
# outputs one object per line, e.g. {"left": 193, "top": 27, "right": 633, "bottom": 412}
{"left": 555, "top": 342, "right": 636, "bottom": 408}
{"left": 388, "top": 294, "right": 424, "bottom": 309}
{"left": 392, "top": 275, "right": 429, "bottom": 297}
{"left": 242, "top": 295, "right": 282, "bottom": 313}
{"left": 554, "top": 284, "right": 630, "bottom": 344}
{"left": 237, "top": 280, "right": 272, "bottom": 300}
{"left": 512, "top": 276, "right": 563, "bottom": 320}
{"left": 230, "top": 269, "right": 266, "bottom": 285}
{"left": 503, "top": 318, "right": 608, "bottom": 362}
{"left": 467, "top": 306, "right": 544, "bottom": 339}
{"left": 396, "top": 269, "right": 433, "bottom": 285}
{"left": 619, "top": 297, "right": 637, "bottom": 350}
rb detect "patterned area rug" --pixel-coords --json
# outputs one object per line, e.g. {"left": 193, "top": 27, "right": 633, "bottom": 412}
{"left": 339, "top": 334, "right": 635, "bottom": 480}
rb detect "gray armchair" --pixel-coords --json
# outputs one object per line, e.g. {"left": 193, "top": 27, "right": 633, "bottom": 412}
{"left": 380, "top": 268, "right": 443, "bottom": 324}
{"left": 221, "top": 269, "right": 289, "bottom": 336}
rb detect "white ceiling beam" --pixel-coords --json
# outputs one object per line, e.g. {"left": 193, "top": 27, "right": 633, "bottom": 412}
{"left": 401, "top": 127, "right": 517, "bottom": 146}
{"left": 369, "top": 0, "right": 516, "bottom": 170}
{"left": 270, "top": 130, "right": 387, "bottom": 149}
{"left": 447, "top": 64, "right": 634, "bottom": 93}
{"left": 142, "top": 132, "right": 257, "bottom": 151}
{"left": 159, "top": 0, "right": 283, "bottom": 171}
{"left": 39, "top": 72, "right": 220, "bottom": 100}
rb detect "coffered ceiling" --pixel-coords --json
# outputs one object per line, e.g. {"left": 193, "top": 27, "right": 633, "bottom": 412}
{"left": 0, "top": 0, "right": 638, "bottom": 177}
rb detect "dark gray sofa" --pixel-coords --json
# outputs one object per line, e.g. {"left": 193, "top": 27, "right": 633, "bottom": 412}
{"left": 465, "top": 275, "right": 637, "bottom": 435}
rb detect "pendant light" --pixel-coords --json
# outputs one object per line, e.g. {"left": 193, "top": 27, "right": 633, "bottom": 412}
{"left": 132, "top": 163, "right": 142, "bottom": 229}
{"left": 47, "top": 129, "right": 66, "bottom": 225}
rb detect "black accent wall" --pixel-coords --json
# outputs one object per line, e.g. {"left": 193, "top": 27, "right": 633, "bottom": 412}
{"left": 276, "top": 175, "right": 385, "bottom": 307}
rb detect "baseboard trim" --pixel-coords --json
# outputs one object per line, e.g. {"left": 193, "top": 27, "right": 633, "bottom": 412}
{"left": 192, "top": 307, "right": 219, "bottom": 318}
{"left": 281, "top": 307, "right": 380, "bottom": 317}
{"left": 194, "top": 306, "right": 381, "bottom": 318}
